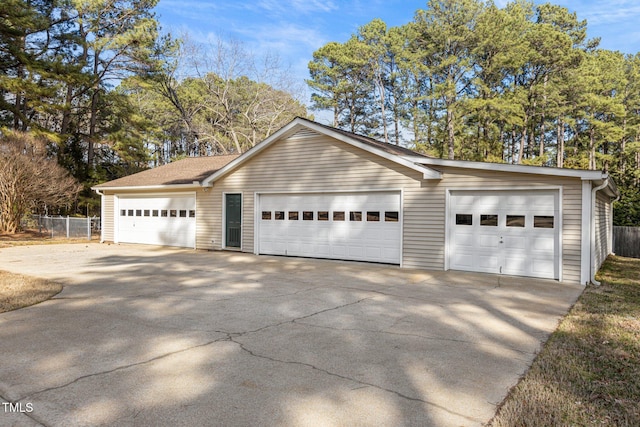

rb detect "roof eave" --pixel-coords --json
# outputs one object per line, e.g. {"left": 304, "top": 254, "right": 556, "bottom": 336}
{"left": 91, "top": 183, "right": 202, "bottom": 192}
{"left": 404, "top": 156, "right": 607, "bottom": 180}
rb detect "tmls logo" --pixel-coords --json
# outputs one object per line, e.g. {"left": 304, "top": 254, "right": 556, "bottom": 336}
{"left": 3, "top": 402, "right": 33, "bottom": 413}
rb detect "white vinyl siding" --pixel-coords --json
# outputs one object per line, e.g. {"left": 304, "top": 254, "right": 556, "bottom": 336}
{"left": 102, "top": 194, "right": 114, "bottom": 242}
{"left": 594, "top": 191, "right": 612, "bottom": 271}
{"left": 197, "top": 129, "right": 585, "bottom": 284}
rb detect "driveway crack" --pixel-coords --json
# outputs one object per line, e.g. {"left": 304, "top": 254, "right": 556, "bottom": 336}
{"left": 229, "top": 338, "right": 479, "bottom": 423}
{"left": 20, "top": 337, "right": 229, "bottom": 401}
{"left": 225, "top": 297, "right": 373, "bottom": 336}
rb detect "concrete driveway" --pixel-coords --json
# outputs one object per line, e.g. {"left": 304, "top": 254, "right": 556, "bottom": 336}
{"left": 0, "top": 244, "right": 583, "bottom": 427}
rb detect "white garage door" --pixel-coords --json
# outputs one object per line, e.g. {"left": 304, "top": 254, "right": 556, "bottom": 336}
{"left": 448, "top": 190, "right": 559, "bottom": 279}
{"left": 258, "top": 192, "right": 401, "bottom": 264}
{"left": 117, "top": 194, "right": 196, "bottom": 248}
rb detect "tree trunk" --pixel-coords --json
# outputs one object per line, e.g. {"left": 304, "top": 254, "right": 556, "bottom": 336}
{"left": 621, "top": 117, "right": 627, "bottom": 174}
{"left": 589, "top": 126, "right": 596, "bottom": 170}
{"left": 61, "top": 84, "right": 74, "bottom": 134}
{"left": 556, "top": 119, "right": 565, "bottom": 168}
{"left": 446, "top": 95, "right": 455, "bottom": 160}
{"left": 540, "top": 75, "right": 548, "bottom": 158}
{"left": 517, "top": 116, "right": 528, "bottom": 164}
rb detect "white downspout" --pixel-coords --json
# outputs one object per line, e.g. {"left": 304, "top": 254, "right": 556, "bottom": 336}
{"left": 93, "top": 189, "right": 105, "bottom": 243}
{"left": 590, "top": 178, "right": 609, "bottom": 286}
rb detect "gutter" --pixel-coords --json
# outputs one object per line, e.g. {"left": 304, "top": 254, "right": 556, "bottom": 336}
{"left": 90, "top": 183, "right": 204, "bottom": 192}
{"left": 93, "top": 189, "right": 105, "bottom": 243}
{"left": 590, "top": 178, "right": 610, "bottom": 286}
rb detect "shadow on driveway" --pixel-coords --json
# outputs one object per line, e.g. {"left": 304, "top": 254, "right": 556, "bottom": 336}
{"left": 0, "top": 244, "right": 583, "bottom": 426}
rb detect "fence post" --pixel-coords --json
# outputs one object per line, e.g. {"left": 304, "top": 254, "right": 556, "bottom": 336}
{"left": 66, "top": 216, "right": 70, "bottom": 238}
{"left": 87, "top": 216, "right": 91, "bottom": 240}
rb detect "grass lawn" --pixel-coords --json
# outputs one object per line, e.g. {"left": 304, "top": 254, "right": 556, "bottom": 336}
{"left": 0, "top": 270, "right": 63, "bottom": 313}
{"left": 490, "top": 255, "right": 640, "bottom": 426}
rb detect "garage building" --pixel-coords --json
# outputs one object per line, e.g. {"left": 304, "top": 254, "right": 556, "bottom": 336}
{"left": 94, "top": 118, "right": 618, "bottom": 285}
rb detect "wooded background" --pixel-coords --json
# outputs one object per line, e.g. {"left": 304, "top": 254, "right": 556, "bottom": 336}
{"left": 1, "top": 0, "right": 639, "bottom": 230}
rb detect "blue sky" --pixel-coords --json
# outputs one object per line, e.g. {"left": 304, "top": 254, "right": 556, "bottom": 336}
{"left": 154, "top": 0, "right": 640, "bottom": 115}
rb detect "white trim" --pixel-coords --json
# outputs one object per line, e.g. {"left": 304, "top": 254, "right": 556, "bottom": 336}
{"left": 399, "top": 188, "right": 404, "bottom": 268}
{"left": 202, "top": 118, "right": 442, "bottom": 185}
{"left": 558, "top": 186, "right": 564, "bottom": 282}
{"left": 580, "top": 181, "right": 592, "bottom": 285}
{"left": 92, "top": 183, "right": 201, "bottom": 191}
{"left": 444, "top": 189, "right": 451, "bottom": 271}
{"left": 94, "top": 189, "right": 105, "bottom": 243}
{"left": 222, "top": 192, "right": 243, "bottom": 250}
{"left": 405, "top": 156, "right": 607, "bottom": 181}
{"left": 253, "top": 187, "right": 405, "bottom": 196}
{"left": 114, "top": 195, "right": 120, "bottom": 243}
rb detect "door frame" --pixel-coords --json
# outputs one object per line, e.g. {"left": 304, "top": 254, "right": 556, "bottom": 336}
{"left": 444, "top": 186, "right": 563, "bottom": 281}
{"left": 223, "top": 192, "right": 242, "bottom": 249}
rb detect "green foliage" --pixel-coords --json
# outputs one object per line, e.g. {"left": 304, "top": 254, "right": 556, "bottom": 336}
{"left": 306, "top": 0, "right": 640, "bottom": 225}
{"left": 0, "top": 1, "right": 306, "bottom": 217}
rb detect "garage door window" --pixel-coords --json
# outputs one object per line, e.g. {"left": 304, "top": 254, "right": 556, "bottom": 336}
{"left": 456, "top": 214, "right": 472, "bottom": 225}
{"left": 121, "top": 209, "right": 126, "bottom": 216}
{"left": 288, "top": 211, "right": 298, "bottom": 220}
{"left": 350, "top": 211, "right": 362, "bottom": 221}
{"left": 385, "top": 211, "right": 399, "bottom": 222}
{"left": 144, "top": 210, "right": 150, "bottom": 217}
{"left": 480, "top": 214, "right": 498, "bottom": 226}
{"left": 153, "top": 210, "right": 159, "bottom": 217}
{"left": 179, "top": 210, "right": 187, "bottom": 217}
{"left": 170, "top": 210, "right": 177, "bottom": 217}
{"left": 534, "top": 216, "right": 554, "bottom": 228}
{"left": 333, "top": 211, "right": 345, "bottom": 221}
{"left": 262, "top": 211, "right": 271, "bottom": 220}
{"left": 189, "top": 210, "right": 196, "bottom": 218}
{"left": 275, "top": 211, "right": 285, "bottom": 220}
{"left": 318, "top": 211, "right": 329, "bottom": 221}
{"left": 367, "top": 211, "right": 380, "bottom": 221}
{"left": 303, "top": 211, "right": 314, "bottom": 220}
{"left": 161, "top": 210, "right": 168, "bottom": 217}
{"left": 507, "top": 215, "right": 525, "bottom": 227}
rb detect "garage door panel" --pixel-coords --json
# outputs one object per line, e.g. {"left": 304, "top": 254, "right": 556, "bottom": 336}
{"left": 449, "top": 190, "right": 559, "bottom": 280}
{"left": 478, "top": 234, "right": 499, "bottom": 249}
{"left": 117, "top": 195, "right": 195, "bottom": 248}
{"left": 259, "top": 192, "right": 401, "bottom": 264}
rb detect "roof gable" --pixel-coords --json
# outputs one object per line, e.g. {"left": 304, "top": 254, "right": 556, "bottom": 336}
{"left": 202, "top": 118, "right": 442, "bottom": 185}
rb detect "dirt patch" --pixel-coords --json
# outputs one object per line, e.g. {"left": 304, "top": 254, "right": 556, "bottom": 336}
{"left": 0, "top": 229, "right": 91, "bottom": 248}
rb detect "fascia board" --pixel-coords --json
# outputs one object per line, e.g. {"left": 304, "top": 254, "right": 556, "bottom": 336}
{"left": 91, "top": 183, "right": 201, "bottom": 192}
{"left": 404, "top": 156, "right": 606, "bottom": 180}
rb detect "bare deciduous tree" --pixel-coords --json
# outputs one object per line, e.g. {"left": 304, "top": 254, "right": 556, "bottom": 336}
{"left": 0, "top": 131, "right": 82, "bottom": 233}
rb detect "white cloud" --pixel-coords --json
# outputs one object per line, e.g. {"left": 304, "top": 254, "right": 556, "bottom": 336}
{"left": 253, "top": 0, "right": 338, "bottom": 15}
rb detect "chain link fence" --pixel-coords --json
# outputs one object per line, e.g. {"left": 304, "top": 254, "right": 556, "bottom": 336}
{"left": 21, "top": 215, "right": 101, "bottom": 240}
